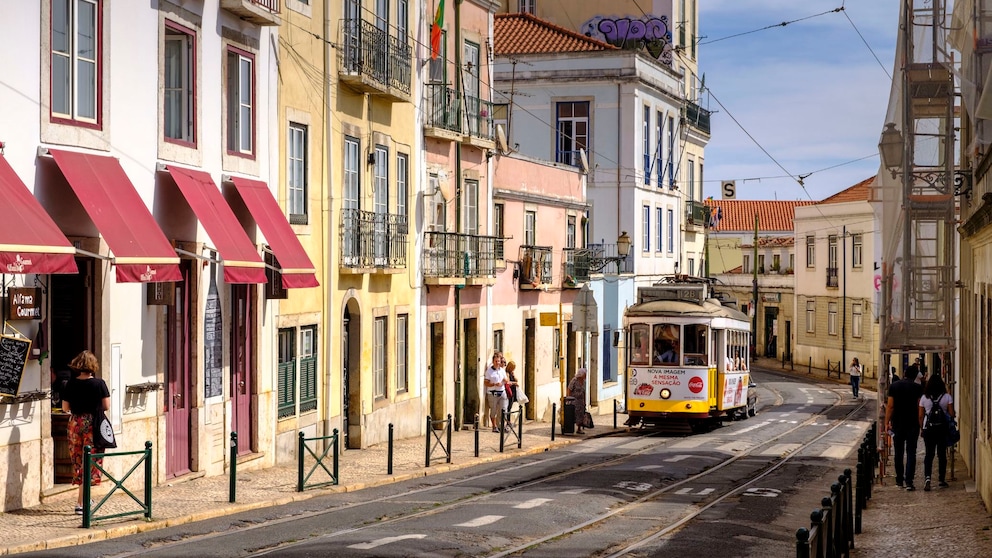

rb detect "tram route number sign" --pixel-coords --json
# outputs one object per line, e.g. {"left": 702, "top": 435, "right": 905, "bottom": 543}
{"left": 0, "top": 334, "right": 32, "bottom": 397}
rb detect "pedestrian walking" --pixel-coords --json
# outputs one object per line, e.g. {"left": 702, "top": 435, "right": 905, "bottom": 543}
{"left": 567, "top": 368, "right": 588, "bottom": 434}
{"left": 484, "top": 352, "right": 508, "bottom": 432}
{"left": 849, "top": 357, "right": 862, "bottom": 398}
{"left": 885, "top": 366, "right": 924, "bottom": 490}
{"left": 919, "top": 374, "right": 954, "bottom": 491}
{"left": 505, "top": 360, "right": 519, "bottom": 409}
{"left": 60, "top": 350, "right": 111, "bottom": 514}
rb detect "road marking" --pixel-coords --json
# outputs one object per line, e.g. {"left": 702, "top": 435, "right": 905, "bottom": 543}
{"left": 637, "top": 465, "right": 663, "bottom": 470}
{"left": 664, "top": 454, "right": 694, "bottom": 462}
{"left": 675, "top": 487, "right": 693, "bottom": 495}
{"left": 697, "top": 488, "right": 715, "bottom": 495}
{"left": 675, "top": 487, "right": 714, "bottom": 495}
{"left": 735, "top": 421, "right": 773, "bottom": 434}
{"left": 560, "top": 488, "right": 588, "bottom": 494}
{"left": 671, "top": 438, "right": 708, "bottom": 449}
{"left": 349, "top": 534, "right": 427, "bottom": 549}
{"left": 614, "top": 481, "right": 653, "bottom": 492}
{"left": 760, "top": 443, "right": 802, "bottom": 456}
{"left": 455, "top": 515, "right": 504, "bottom": 527}
{"left": 744, "top": 487, "right": 782, "bottom": 498}
{"left": 514, "top": 498, "right": 553, "bottom": 509}
{"left": 820, "top": 445, "right": 853, "bottom": 459}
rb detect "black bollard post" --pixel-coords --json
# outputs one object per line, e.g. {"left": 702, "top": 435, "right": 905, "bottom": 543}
{"left": 332, "top": 428, "right": 340, "bottom": 484}
{"left": 144, "top": 441, "right": 153, "bottom": 519}
{"left": 446, "top": 414, "right": 453, "bottom": 464}
{"left": 297, "top": 432, "right": 305, "bottom": 492}
{"left": 517, "top": 408, "right": 523, "bottom": 449}
{"left": 387, "top": 423, "right": 394, "bottom": 475}
{"left": 613, "top": 399, "right": 618, "bottom": 429}
{"left": 229, "top": 432, "right": 238, "bottom": 503}
{"left": 474, "top": 414, "right": 480, "bottom": 457}
{"left": 808, "top": 356, "right": 812, "bottom": 374}
{"left": 499, "top": 411, "right": 506, "bottom": 453}
{"left": 425, "top": 415, "right": 432, "bottom": 467}
{"left": 551, "top": 402, "right": 557, "bottom": 441}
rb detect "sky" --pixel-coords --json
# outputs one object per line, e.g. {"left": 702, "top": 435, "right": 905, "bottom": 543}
{"left": 698, "top": 1, "right": 900, "bottom": 201}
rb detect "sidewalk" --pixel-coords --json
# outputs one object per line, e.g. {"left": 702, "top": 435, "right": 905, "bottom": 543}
{"left": 0, "top": 417, "right": 612, "bottom": 555}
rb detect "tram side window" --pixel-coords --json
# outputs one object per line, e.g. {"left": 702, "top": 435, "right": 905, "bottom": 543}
{"left": 652, "top": 324, "right": 679, "bottom": 365}
{"left": 630, "top": 324, "right": 651, "bottom": 366}
{"left": 683, "top": 324, "right": 708, "bottom": 366}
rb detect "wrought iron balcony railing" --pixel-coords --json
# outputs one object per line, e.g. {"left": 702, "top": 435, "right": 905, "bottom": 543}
{"left": 424, "top": 83, "right": 461, "bottom": 133}
{"left": 583, "top": 241, "right": 632, "bottom": 274}
{"left": 464, "top": 95, "right": 495, "bottom": 141}
{"left": 340, "top": 209, "right": 408, "bottom": 269}
{"left": 518, "top": 245, "right": 553, "bottom": 287}
{"left": 338, "top": 18, "right": 411, "bottom": 97}
{"left": 423, "top": 231, "right": 500, "bottom": 279}
{"left": 562, "top": 248, "right": 590, "bottom": 286}
{"left": 683, "top": 100, "right": 711, "bottom": 135}
{"left": 826, "top": 266, "right": 839, "bottom": 288}
{"left": 220, "top": 0, "right": 281, "bottom": 25}
{"left": 685, "top": 200, "right": 711, "bottom": 228}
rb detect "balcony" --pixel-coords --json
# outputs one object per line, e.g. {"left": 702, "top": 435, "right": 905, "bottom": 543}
{"left": 582, "top": 241, "right": 632, "bottom": 274}
{"left": 338, "top": 19, "right": 411, "bottom": 101}
{"left": 463, "top": 95, "right": 495, "bottom": 147}
{"left": 683, "top": 100, "right": 711, "bottom": 135}
{"left": 562, "top": 248, "right": 591, "bottom": 287}
{"left": 220, "top": 0, "right": 282, "bottom": 26}
{"left": 518, "top": 245, "right": 553, "bottom": 289}
{"left": 423, "top": 231, "right": 499, "bottom": 285}
{"left": 826, "top": 266, "right": 839, "bottom": 288}
{"left": 424, "top": 84, "right": 462, "bottom": 139}
{"left": 685, "top": 200, "right": 711, "bottom": 230}
{"left": 340, "top": 209, "right": 408, "bottom": 272}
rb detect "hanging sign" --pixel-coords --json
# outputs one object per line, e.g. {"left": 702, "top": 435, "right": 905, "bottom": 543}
{"left": 7, "top": 287, "right": 42, "bottom": 320}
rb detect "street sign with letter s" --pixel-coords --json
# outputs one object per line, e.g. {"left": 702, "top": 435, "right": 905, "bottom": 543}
{"left": 721, "top": 180, "right": 736, "bottom": 199}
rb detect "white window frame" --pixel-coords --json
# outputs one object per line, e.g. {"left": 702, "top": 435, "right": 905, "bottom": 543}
{"left": 288, "top": 122, "right": 308, "bottom": 222}
{"left": 656, "top": 207, "right": 663, "bottom": 252}
{"left": 344, "top": 136, "right": 360, "bottom": 210}
{"left": 374, "top": 316, "right": 387, "bottom": 399}
{"left": 226, "top": 48, "right": 254, "bottom": 155}
{"left": 51, "top": 0, "right": 99, "bottom": 123}
{"left": 806, "top": 235, "right": 815, "bottom": 268}
{"left": 524, "top": 210, "right": 536, "bottom": 246}
{"left": 643, "top": 105, "right": 651, "bottom": 185}
{"left": 164, "top": 21, "right": 194, "bottom": 143}
{"left": 396, "top": 152, "right": 408, "bottom": 219}
{"left": 519, "top": 0, "right": 535, "bottom": 14}
{"left": 642, "top": 205, "right": 651, "bottom": 252}
{"left": 462, "top": 179, "right": 479, "bottom": 234}
{"left": 806, "top": 300, "right": 816, "bottom": 333}
{"left": 556, "top": 101, "right": 589, "bottom": 166}
{"left": 852, "top": 303, "right": 863, "bottom": 338}
{"left": 395, "top": 314, "right": 408, "bottom": 393}
{"left": 667, "top": 208, "right": 674, "bottom": 252}
{"left": 852, "top": 233, "right": 863, "bottom": 268}
{"left": 828, "top": 302, "right": 838, "bottom": 336}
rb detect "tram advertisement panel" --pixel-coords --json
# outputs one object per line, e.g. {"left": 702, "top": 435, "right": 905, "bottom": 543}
{"left": 719, "top": 372, "right": 749, "bottom": 410}
{"left": 629, "top": 367, "right": 708, "bottom": 401}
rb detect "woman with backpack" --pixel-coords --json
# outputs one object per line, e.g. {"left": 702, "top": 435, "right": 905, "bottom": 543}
{"left": 918, "top": 373, "right": 954, "bottom": 491}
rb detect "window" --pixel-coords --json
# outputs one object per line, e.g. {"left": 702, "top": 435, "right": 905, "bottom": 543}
{"left": 852, "top": 233, "right": 863, "bottom": 268}
{"left": 806, "top": 300, "right": 816, "bottom": 333}
{"left": 524, "top": 210, "right": 536, "bottom": 245}
{"left": 343, "top": 136, "right": 361, "bottom": 262}
{"left": 464, "top": 41, "right": 481, "bottom": 135}
{"left": 828, "top": 302, "right": 838, "bottom": 335}
{"left": 374, "top": 316, "right": 387, "bottom": 398}
{"left": 395, "top": 314, "right": 408, "bottom": 393}
{"left": 428, "top": 174, "right": 444, "bottom": 231}
{"left": 688, "top": 258, "right": 695, "bottom": 276}
{"left": 567, "top": 215, "right": 576, "bottom": 249}
{"left": 300, "top": 326, "right": 317, "bottom": 413}
{"left": 553, "top": 328, "right": 561, "bottom": 376}
{"left": 667, "top": 208, "right": 674, "bottom": 251}
{"left": 164, "top": 21, "right": 195, "bottom": 143}
{"left": 687, "top": 159, "right": 695, "bottom": 199}
{"left": 556, "top": 101, "right": 589, "bottom": 166}
{"left": 493, "top": 330, "right": 504, "bottom": 354}
{"left": 492, "top": 103, "right": 509, "bottom": 139}
{"left": 373, "top": 145, "right": 389, "bottom": 263}
{"left": 226, "top": 47, "right": 254, "bottom": 155}
{"left": 789, "top": 253, "right": 795, "bottom": 271}
{"left": 667, "top": 116, "right": 676, "bottom": 188}
{"left": 698, "top": 162, "right": 704, "bottom": 201}
{"left": 494, "top": 203, "right": 505, "bottom": 260}
{"left": 277, "top": 328, "right": 296, "bottom": 418}
{"left": 288, "top": 123, "right": 308, "bottom": 223}
{"left": 743, "top": 255, "right": 750, "bottom": 274}
{"left": 397, "top": 0, "right": 409, "bottom": 51}
{"left": 396, "top": 153, "right": 408, "bottom": 219}
{"left": 656, "top": 110, "right": 664, "bottom": 187}
{"left": 52, "top": 0, "right": 99, "bottom": 123}
{"left": 656, "top": 208, "right": 664, "bottom": 252}
{"left": 758, "top": 254, "right": 765, "bottom": 274}
{"left": 519, "top": 0, "right": 535, "bottom": 14}
{"left": 462, "top": 179, "right": 479, "bottom": 234}
{"left": 772, "top": 254, "right": 780, "bottom": 271}
{"left": 428, "top": 30, "right": 446, "bottom": 83}
{"left": 679, "top": 0, "right": 686, "bottom": 47}
{"left": 643, "top": 105, "right": 651, "bottom": 185}
{"left": 642, "top": 205, "right": 651, "bottom": 252}
{"left": 828, "top": 235, "right": 838, "bottom": 268}
{"left": 852, "top": 303, "right": 863, "bottom": 338}
{"left": 806, "top": 235, "right": 815, "bottom": 267}
{"left": 374, "top": 0, "right": 389, "bottom": 30}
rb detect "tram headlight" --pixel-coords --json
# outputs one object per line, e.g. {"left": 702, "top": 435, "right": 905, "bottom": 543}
{"left": 660, "top": 388, "right": 671, "bottom": 400}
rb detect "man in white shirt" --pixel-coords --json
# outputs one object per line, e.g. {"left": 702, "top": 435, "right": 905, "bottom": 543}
{"left": 484, "top": 353, "right": 509, "bottom": 432}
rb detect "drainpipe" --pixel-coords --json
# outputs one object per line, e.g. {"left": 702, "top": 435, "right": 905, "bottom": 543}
{"left": 616, "top": 81, "right": 622, "bottom": 247}
{"left": 453, "top": 0, "right": 464, "bottom": 431}
{"left": 322, "top": 0, "right": 334, "bottom": 439}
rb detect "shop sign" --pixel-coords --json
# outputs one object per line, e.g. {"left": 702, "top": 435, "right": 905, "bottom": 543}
{"left": 7, "top": 287, "right": 41, "bottom": 319}
{"left": 761, "top": 293, "right": 781, "bottom": 303}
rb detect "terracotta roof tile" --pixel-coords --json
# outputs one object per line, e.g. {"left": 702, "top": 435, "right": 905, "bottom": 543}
{"left": 494, "top": 13, "right": 617, "bottom": 55}
{"left": 818, "top": 176, "right": 875, "bottom": 204}
{"left": 704, "top": 200, "right": 815, "bottom": 232}
{"left": 742, "top": 236, "right": 795, "bottom": 248}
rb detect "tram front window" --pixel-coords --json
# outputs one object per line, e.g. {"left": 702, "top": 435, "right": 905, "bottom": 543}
{"left": 683, "top": 324, "right": 709, "bottom": 366}
{"left": 630, "top": 324, "right": 651, "bottom": 366}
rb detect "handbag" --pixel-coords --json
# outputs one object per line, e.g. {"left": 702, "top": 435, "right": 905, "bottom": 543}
{"left": 93, "top": 409, "right": 117, "bottom": 449}
{"left": 584, "top": 411, "right": 594, "bottom": 429}
{"left": 946, "top": 417, "right": 961, "bottom": 446}
{"left": 516, "top": 390, "right": 530, "bottom": 405}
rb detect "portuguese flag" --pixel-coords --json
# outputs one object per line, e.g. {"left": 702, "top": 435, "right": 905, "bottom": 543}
{"left": 431, "top": 0, "right": 444, "bottom": 60}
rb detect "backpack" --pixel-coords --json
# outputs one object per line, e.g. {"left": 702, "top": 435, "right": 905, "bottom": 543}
{"left": 924, "top": 395, "right": 947, "bottom": 433}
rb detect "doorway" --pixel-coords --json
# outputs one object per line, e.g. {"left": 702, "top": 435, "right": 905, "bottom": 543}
{"left": 429, "top": 322, "right": 445, "bottom": 422}
{"left": 230, "top": 284, "right": 255, "bottom": 454}
{"left": 166, "top": 259, "right": 194, "bottom": 478}
{"left": 343, "top": 301, "right": 362, "bottom": 449}
{"left": 462, "top": 318, "right": 478, "bottom": 429}
{"left": 763, "top": 306, "right": 779, "bottom": 358}
{"left": 524, "top": 318, "right": 536, "bottom": 420}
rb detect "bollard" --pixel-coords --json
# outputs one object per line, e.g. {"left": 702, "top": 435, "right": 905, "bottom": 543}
{"left": 446, "top": 414, "right": 453, "bottom": 464}
{"left": 517, "top": 407, "right": 523, "bottom": 449}
{"left": 551, "top": 402, "right": 557, "bottom": 441}
{"left": 613, "top": 399, "right": 618, "bottom": 429}
{"left": 795, "top": 527, "right": 811, "bottom": 558}
{"left": 387, "top": 423, "right": 394, "bottom": 475}
{"left": 425, "top": 415, "right": 432, "bottom": 468}
{"left": 297, "top": 432, "right": 305, "bottom": 491}
{"left": 82, "top": 445, "right": 92, "bottom": 528}
{"left": 144, "top": 441, "right": 153, "bottom": 520}
{"left": 808, "top": 356, "right": 812, "bottom": 374}
{"left": 499, "top": 411, "right": 506, "bottom": 453}
{"left": 229, "top": 432, "right": 238, "bottom": 503}
{"left": 474, "top": 414, "right": 480, "bottom": 457}
{"left": 333, "top": 428, "right": 340, "bottom": 483}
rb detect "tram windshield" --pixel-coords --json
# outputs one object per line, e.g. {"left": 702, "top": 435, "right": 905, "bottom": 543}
{"left": 682, "top": 324, "right": 708, "bottom": 366}
{"left": 630, "top": 324, "right": 651, "bottom": 366}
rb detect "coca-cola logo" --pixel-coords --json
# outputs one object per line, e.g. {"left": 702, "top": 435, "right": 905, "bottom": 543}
{"left": 688, "top": 376, "right": 704, "bottom": 393}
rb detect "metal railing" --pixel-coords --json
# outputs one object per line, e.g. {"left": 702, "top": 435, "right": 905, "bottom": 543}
{"left": 250, "top": 0, "right": 280, "bottom": 12}
{"left": 683, "top": 100, "right": 711, "bottom": 135}
{"left": 518, "top": 245, "right": 553, "bottom": 285}
{"left": 424, "top": 83, "right": 461, "bottom": 133}
{"left": 556, "top": 149, "right": 583, "bottom": 167}
{"left": 685, "top": 200, "right": 711, "bottom": 227}
{"left": 562, "top": 247, "right": 591, "bottom": 285}
{"left": 297, "top": 430, "right": 339, "bottom": 491}
{"left": 423, "top": 231, "right": 499, "bottom": 278}
{"left": 464, "top": 95, "right": 495, "bottom": 140}
{"left": 81, "top": 442, "right": 153, "bottom": 528}
{"left": 425, "top": 414, "right": 453, "bottom": 466}
{"left": 584, "top": 241, "right": 632, "bottom": 274}
{"left": 826, "top": 266, "right": 839, "bottom": 287}
{"left": 340, "top": 208, "right": 408, "bottom": 269}
{"left": 500, "top": 407, "right": 524, "bottom": 452}
{"left": 338, "top": 18, "right": 411, "bottom": 96}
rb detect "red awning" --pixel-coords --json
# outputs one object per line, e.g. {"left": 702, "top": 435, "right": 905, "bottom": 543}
{"left": 165, "top": 166, "right": 266, "bottom": 284}
{"left": 228, "top": 177, "right": 318, "bottom": 288}
{"left": 48, "top": 149, "right": 181, "bottom": 283}
{"left": 0, "top": 155, "right": 77, "bottom": 274}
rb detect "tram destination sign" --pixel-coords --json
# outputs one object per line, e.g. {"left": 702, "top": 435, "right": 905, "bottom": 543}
{"left": 7, "top": 287, "right": 41, "bottom": 320}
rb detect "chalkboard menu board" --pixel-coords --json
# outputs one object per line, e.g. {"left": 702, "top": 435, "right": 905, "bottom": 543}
{"left": 0, "top": 335, "right": 31, "bottom": 397}
{"left": 203, "top": 263, "right": 224, "bottom": 398}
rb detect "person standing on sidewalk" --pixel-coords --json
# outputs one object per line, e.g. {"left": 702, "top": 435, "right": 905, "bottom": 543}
{"left": 484, "top": 353, "right": 509, "bottom": 432}
{"left": 567, "top": 368, "right": 588, "bottom": 434}
{"left": 919, "top": 373, "right": 954, "bottom": 491}
{"left": 60, "top": 350, "right": 111, "bottom": 514}
{"left": 848, "top": 357, "right": 862, "bottom": 399}
{"left": 885, "top": 366, "right": 924, "bottom": 490}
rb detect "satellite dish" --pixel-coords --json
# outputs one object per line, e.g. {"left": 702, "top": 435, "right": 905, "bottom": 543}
{"left": 578, "top": 148, "right": 589, "bottom": 174}
{"left": 495, "top": 124, "right": 509, "bottom": 154}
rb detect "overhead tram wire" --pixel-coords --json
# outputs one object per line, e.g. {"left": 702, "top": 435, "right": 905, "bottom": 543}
{"left": 698, "top": 6, "right": 846, "bottom": 46}
{"left": 841, "top": 8, "right": 892, "bottom": 80}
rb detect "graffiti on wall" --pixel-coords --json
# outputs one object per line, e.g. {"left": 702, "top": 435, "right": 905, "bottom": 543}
{"left": 582, "top": 15, "right": 673, "bottom": 64}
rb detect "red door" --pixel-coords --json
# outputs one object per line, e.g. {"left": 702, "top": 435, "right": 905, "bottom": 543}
{"left": 231, "top": 284, "right": 254, "bottom": 454}
{"left": 166, "top": 260, "right": 193, "bottom": 478}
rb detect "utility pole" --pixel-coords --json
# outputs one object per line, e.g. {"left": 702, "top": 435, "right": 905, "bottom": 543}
{"left": 842, "top": 225, "right": 847, "bottom": 373}
{"left": 752, "top": 214, "right": 758, "bottom": 357}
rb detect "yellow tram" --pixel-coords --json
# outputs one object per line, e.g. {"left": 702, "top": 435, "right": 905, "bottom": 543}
{"left": 623, "top": 280, "right": 754, "bottom": 428}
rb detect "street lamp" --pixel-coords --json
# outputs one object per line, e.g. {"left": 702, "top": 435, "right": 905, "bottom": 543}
{"left": 616, "top": 231, "right": 631, "bottom": 258}
{"left": 586, "top": 231, "right": 631, "bottom": 273}
{"left": 878, "top": 122, "right": 973, "bottom": 197}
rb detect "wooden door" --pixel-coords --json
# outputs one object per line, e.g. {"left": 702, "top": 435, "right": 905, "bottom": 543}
{"left": 231, "top": 284, "right": 254, "bottom": 453}
{"left": 166, "top": 259, "right": 193, "bottom": 477}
